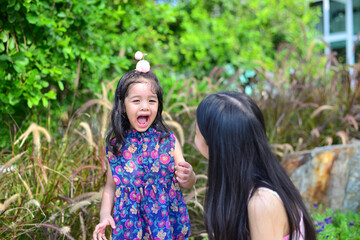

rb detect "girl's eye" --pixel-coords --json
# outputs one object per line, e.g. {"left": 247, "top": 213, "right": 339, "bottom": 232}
{"left": 149, "top": 100, "right": 157, "bottom": 103}
{"left": 132, "top": 100, "right": 140, "bottom": 103}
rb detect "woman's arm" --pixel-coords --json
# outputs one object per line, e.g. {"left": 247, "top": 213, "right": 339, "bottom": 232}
{"left": 248, "top": 189, "right": 289, "bottom": 240}
{"left": 173, "top": 136, "right": 196, "bottom": 189}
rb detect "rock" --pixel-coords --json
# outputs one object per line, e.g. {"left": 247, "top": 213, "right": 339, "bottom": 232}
{"left": 282, "top": 141, "right": 360, "bottom": 212}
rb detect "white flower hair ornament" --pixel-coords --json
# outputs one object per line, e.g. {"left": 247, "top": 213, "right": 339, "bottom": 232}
{"left": 135, "top": 51, "right": 150, "bottom": 73}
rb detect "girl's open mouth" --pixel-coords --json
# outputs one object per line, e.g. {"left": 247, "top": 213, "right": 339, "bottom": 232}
{"left": 137, "top": 115, "right": 149, "bottom": 128}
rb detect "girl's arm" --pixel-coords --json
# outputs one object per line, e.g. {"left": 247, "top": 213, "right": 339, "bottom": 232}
{"left": 173, "top": 136, "right": 196, "bottom": 189}
{"left": 248, "top": 189, "right": 289, "bottom": 240}
{"left": 99, "top": 162, "right": 116, "bottom": 222}
{"left": 93, "top": 161, "right": 116, "bottom": 240}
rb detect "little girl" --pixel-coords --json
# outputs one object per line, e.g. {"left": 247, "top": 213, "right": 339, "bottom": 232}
{"left": 194, "top": 91, "right": 316, "bottom": 240}
{"left": 93, "top": 51, "right": 195, "bottom": 240}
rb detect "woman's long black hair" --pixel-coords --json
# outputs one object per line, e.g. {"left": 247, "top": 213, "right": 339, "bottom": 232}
{"left": 106, "top": 70, "right": 170, "bottom": 154}
{"left": 196, "top": 91, "right": 316, "bottom": 240}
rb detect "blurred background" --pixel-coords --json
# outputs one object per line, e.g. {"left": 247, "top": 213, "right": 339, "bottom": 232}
{"left": 0, "top": 0, "right": 359, "bottom": 239}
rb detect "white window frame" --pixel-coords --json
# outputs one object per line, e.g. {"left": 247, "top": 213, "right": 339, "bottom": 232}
{"left": 321, "top": 0, "right": 356, "bottom": 65}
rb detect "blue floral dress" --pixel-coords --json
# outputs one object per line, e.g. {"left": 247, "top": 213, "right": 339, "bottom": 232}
{"left": 106, "top": 128, "right": 191, "bottom": 240}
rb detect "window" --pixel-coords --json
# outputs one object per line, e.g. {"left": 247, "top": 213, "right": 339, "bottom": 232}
{"left": 330, "top": 0, "right": 346, "bottom": 33}
{"left": 354, "top": 0, "right": 360, "bottom": 34}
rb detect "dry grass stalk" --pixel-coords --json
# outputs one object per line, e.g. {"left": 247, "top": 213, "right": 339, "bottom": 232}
{"left": 167, "top": 102, "right": 192, "bottom": 116}
{"left": 336, "top": 131, "right": 348, "bottom": 144}
{"left": 36, "top": 224, "right": 74, "bottom": 240}
{"left": 310, "top": 105, "right": 334, "bottom": 119}
{"left": 187, "top": 199, "right": 204, "bottom": 212}
{"left": 272, "top": 143, "right": 294, "bottom": 157}
{"left": 0, "top": 151, "right": 26, "bottom": 174}
{"left": 74, "top": 191, "right": 102, "bottom": 202}
{"left": 165, "top": 120, "right": 184, "bottom": 146}
{"left": 17, "top": 173, "right": 33, "bottom": 199}
{"left": 79, "top": 212, "right": 86, "bottom": 240}
{"left": 162, "top": 111, "right": 173, "bottom": 121}
{"left": 306, "top": 39, "right": 320, "bottom": 60}
{"left": 184, "top": 186, "right": 207, "bottom": 202}
{"left": 195, "top": 174, "right": 208, "bottom": 181}
{"left": 75, "top": 122, "right": 97, "bottom": 151}
{"left": 43, "top": 166, "right": 72, "bottom": 183}
{"left": 174, "top": 106, "right": 197, "bottom": 118}
{"left": 14, "top": 123, "right": 51, "bottom": 155}
{"left": 64, "top": 99, "right": 112, "bottom": 143}
{"left": 0, "top": 193, "right": 20, "bottom": 213}
{"left": 33, "top": 155, "right": 48, "bottom": 184}
{"left": 96, "top": 81, "right": 115, "bottom": 138}
{"left": 343, "top": 115, "right": 359, "bottom": 130}
{"left": 24, "top": 199, "right": 41, "bottom": 209}
{"left": 69, "top": 200, "right": 91, "bottom": 213}
{"left": 326, "top": 137, "right": 333, "bottom": 146}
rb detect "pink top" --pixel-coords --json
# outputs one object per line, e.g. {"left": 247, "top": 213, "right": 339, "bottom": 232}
{"left": 250, "top": 187, "right": 305, "bottom": 240}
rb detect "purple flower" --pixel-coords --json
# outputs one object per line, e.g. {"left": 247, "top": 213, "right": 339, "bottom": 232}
{"left": 349, "top": 221, "right": 354, "bottom": 227}
{"left": 313, "top": 203, "right": 318, "bottom": 209}
{"left": 324, "top": 217, "right": 332, "bottom": 224}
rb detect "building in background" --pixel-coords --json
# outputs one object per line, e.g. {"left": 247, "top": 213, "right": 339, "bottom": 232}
{"left": 311, "top": 0, "right": 360, "bottom": 64}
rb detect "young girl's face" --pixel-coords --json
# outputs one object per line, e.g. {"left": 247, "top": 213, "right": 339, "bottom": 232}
{"left": 124, "top": 79, "right": 158, "bottom": 132}
{"left": 194, "top": 123, "right": 209, "bottom": 159}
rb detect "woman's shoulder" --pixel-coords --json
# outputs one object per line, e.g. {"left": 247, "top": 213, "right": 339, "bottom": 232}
{"left": 248, "top": 187, "right": 283, "bottom": 212}
{"left": 248, "top": 188, "right": 289, "bottom": 239}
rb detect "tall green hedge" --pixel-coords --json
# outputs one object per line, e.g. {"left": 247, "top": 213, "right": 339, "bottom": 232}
{"left": 0, "top": 0, "right": 320, "bottom": 148}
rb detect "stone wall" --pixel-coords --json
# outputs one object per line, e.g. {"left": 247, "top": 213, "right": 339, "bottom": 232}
{"left": 282, "top": 141, "right": 360, "bottom": 212}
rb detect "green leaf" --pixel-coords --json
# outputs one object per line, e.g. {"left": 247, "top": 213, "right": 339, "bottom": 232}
{"left": 8, "top": 14, "right": 16, "bottom": 23}
{"left": 8, "top": 38, "right": 15, "bottom": 50}
{"left": 0, "top": 55, "right": 12, "bottom": 62}
{"left": 9, "top": 0, "right": 16, "bottom": 7}
{"left": 27, "top": 98, "right": 33, "bottom": 108}
{"left": 42, "top": 97, "right": 48, "bottom": 107}
{"left": 0, "top": 43, "right": 5, "bottom": 53}
{"left": 14, "top": 56, "right": 29, "bottom": 67}
{"left": 58, "top": 81, "right": 64, "bottom": 91}
{"left": 15, "top": 3, "right": 21, "bottom": 11}
{"left": 26, "top": 13, "right": 38, "bottom": 24}
{"left": 44, "top": 90, "right": 56, "bottom": 99}
{"left": 0, "top": 61, "right": 8, "bottom": 69}
{"left": 0, "top": 31, "right": 9, "bottom": 43}
{"left": 57, "top": 12, "right": 66, "bottom": 18}
{"left": 14, "top": 64, "right": 26, "bottom": 73}
{"left": 40, "top": 81, "right": 49, "bottom": 88}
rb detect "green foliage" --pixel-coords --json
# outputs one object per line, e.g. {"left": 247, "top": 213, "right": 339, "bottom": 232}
{"left": 167, "top": 0, "right": 320, "bottom": 75}
{"left": 312, "top": 204, "right": 360, "bottom": 239}
{"left": 0, "top": 0, "right": 320, "bottom": 149}
{"left": 0, "top": 0, "right": 131, "bottom": 147}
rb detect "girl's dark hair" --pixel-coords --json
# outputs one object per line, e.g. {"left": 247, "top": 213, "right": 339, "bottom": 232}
{"left": 106, "top": 70, "right": 170, "bottom": 154}
{"left": 196, "top": 91, "right": 316, "bottom": 240}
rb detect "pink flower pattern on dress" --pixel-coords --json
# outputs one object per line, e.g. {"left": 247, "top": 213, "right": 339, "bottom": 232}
{"left": 123, "top": 150, "right": 132, "bottom": 159}
{"left": 160, "top": 154, "right": 170, "bottom": 164}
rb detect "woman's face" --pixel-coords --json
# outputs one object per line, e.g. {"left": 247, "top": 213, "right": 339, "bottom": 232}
{"left": 194, "top": 123, "right": 209, "bottom": 159}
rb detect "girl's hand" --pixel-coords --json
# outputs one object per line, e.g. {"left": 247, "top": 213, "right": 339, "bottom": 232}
{"left": 93, "top": 215, "right": 116, "bottom": 240}
{"left": 175, "top": 161, "right": 196, "bottom": 189}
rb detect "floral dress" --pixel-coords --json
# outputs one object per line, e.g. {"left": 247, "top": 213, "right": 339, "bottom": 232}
{"left": 106, "top": 128, "right": 191, "bottom": 240}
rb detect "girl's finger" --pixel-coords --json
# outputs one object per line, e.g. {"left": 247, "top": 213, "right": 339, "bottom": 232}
{"left": 101, "top": 233, "right": 108, "bottom": 240}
